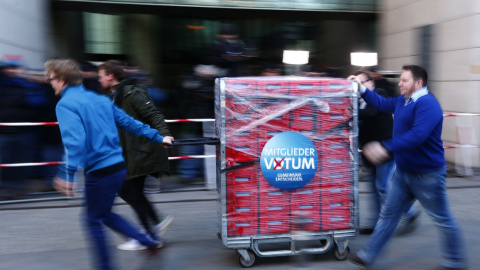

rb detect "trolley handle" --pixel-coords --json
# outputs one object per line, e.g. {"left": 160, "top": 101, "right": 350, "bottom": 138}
{"left": 169, "top": 137, "right": 220, "bottom": 146}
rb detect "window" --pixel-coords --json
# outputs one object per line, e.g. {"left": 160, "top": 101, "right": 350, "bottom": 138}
{"left": 83, "top": 13, "right": 123, "bottom": 54}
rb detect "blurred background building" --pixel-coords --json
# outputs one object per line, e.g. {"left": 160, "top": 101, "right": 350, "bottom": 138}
{"left": 0, "top": 1, "right": 52, "bottom": 68}
{"left": 378, "top": 0, "right": 480, "bottom": 173}
{"left": 1, "top": 0, "right": 479, "bottom": 180}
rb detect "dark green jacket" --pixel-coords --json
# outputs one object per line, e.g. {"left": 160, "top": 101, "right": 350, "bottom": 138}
{"left": 113, "top": 79, "right": 171, "bottom": 180}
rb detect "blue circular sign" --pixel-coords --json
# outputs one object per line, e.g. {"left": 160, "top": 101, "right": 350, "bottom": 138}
{"left": 260, "top": 132, "right": 319, "bottom": 191}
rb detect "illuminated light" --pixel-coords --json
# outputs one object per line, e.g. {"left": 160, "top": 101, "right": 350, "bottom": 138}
{"left": 350, "top": 52, "right": 378, "bottom": 66}
{"left": 282, "top": 50, "right": 309, "bottom": 65}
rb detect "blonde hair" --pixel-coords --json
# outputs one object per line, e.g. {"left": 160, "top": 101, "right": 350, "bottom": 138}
{"left": 45, "top": 59, "right": 83, "bottom": 86}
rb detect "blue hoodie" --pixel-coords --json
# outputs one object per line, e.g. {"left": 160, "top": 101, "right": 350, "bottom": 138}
{"left": 56, "top": 85, "right": 164, "bottom": 181}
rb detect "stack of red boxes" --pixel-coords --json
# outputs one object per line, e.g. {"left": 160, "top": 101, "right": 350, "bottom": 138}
{"left": 318, "top": 80, "right": 353, "bottom": 231}
{"left": 220, "top": 77, "right": 355, "bottom": 237}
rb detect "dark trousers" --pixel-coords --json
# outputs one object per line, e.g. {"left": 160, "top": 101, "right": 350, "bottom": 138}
{"left": 118, "top": 175, "right": 160, "bottom": 235}
{"left": 84, "top": 169, "right": 154, "bottom": 270}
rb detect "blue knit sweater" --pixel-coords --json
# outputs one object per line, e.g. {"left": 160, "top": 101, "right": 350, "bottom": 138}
{"left": 362, "top": 89, "right": 445, "bottom": 172}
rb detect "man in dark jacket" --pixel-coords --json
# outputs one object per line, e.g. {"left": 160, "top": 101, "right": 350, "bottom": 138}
{"left": 98, "top": 60, "right": 174, "bottom": 251}
{"left": 355, "top": 71, "right": 419, "bottom": 234}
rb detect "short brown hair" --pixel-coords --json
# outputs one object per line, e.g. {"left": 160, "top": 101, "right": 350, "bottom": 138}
{"left": 98, "top": 60, "right": 125, "bottom": 81}
{"left": 44, "top": 59, "right": 83, "bottom": 86}
{"left": 402, "top": 65, "right": 428, "bottom": 87}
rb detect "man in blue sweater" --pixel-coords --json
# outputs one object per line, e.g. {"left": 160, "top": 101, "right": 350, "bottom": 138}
{"left": 45, "top": 59, "right": 173, "bottom": 270}
{"left": 347, "top": 65, "right": 466, "bottom": 270}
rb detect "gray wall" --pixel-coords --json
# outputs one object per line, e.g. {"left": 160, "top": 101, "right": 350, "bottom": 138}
{"left": 0, "top": 0, "right": 53, "bottom": 69}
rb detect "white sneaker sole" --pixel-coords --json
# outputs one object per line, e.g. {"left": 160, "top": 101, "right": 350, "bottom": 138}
{"left": 117, "top": 240, "right": 147, "bottom": 251}
{"left": 156, "top": 216, "right": 174, "bottom": 236}
{"left": 117, "top": 241, "right": 164, "bottom": 251}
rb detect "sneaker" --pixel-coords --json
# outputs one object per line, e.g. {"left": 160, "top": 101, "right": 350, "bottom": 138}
{"left": 117, "top": 237, "right": 164, "bottom": 251}
{"left": 144, "top": 240, "right": 164, "bottom": 257}
{"left": 117, "top": 239, "right": 147, "bottom": 251}
{"left": 154, "top": 215, "right": 174, "bottom": 236}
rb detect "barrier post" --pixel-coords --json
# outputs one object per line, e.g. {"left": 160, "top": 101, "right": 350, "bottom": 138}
{"left": 455, "top": 117, "right": 475, "bottom": 176}
{"left": 203, "top": 121, "right": 217, "bottom": 190}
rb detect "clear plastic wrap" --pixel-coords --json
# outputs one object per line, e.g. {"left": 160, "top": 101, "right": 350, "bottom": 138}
{"left": 215, "top": 76, "right": 358, "bottom": 237}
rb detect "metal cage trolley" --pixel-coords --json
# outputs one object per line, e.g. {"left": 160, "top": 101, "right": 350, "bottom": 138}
{"left": 215, "top": 76, "right": 359, "bottom": 267}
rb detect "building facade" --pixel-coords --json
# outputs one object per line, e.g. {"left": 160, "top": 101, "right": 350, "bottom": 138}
{"left": 0, "top": 0, "right": 52, "bottom": 69}
{"left": 379, "top": 0, "right": 480, "bottom": 170}
{"left": 2, "top": 0, "right": 478, "bottom": 170}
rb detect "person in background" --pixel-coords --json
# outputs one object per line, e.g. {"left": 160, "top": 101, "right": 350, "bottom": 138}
{"left": 172, "top": 61, "right": 225, "bottom": 188}
{"left": 210, "top": 23, "right": 248, "bottom": 77}
{"left": 45, "top": 59, "right": 173, "bottom": 270}
{"left": 0, "top": 56, "right": 48, "bottom": 198}
{"left": 98, "top": 60, "right": 174, "bottom": 251}
{"left": 366, "top": 65, "right": 397, "bottom": 97}
{"left": 355, "top": 70, "right": 419, "bottom": 234}
{"left": 260, "top": 62, "right": 282, "bottom": 76}
{"left": 347, "top": 65, "right": 467, "bottom": 270}
{"left": 300, "top": 64, "right": 326, "bottom": 77}
{"left": 80, "top": 61, "right": 105, "bottom": 95}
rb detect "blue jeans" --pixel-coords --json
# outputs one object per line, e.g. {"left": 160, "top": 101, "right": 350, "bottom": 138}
{"left": 367, "top": 159, "right": 417, "bottom": 226}
{"left": 84, "top": 169, "right": 156, "bottom": 270}
{"left": 358, "top": 166, "right": 466, "bottom": 268}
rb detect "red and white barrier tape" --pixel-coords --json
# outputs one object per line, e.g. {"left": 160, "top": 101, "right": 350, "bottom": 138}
{"left": 168, "top": 155, "right": 216, "bottom": 160}
{"left": 443, "top": 145, "right": 480, "bottom": 149}
{"left": 0, "top": 155, "right": 216, "bottom": 168}
{"left": 0, "top": 122, "right": 59, "bottom": 127}
{"left": 0, "top": 118, "right": 217, "bottom": 167}
{"left": 443, "top": 113, "right": 480, "bottom": 117}
{"left": 1, "top": 115, "right": 479, "bottom": 168}
{"left": 3, "top": 144, "right": 480, "bottom": 167}
{"left": 165, "top": 119, "right": 214, "bottom": 123}
{"left": 0, "top": 119, "right": 214, "bottom": 127}
{"left": 2, "top": 113, "right": 480, "bottom": 126}
{"left": 0, "top": 161, "right": 63, "bottom": 168}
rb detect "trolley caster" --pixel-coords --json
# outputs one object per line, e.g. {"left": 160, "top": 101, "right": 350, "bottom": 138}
{"left": 333, "top": 246, "right": 350, "bottom": 261}
{"left": 238, "top": 249, "right": 256, "bottom": 268}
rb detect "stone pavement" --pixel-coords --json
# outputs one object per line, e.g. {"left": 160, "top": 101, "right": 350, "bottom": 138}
{"left": 0, "top": 177, "right": 479, "bottom": 270}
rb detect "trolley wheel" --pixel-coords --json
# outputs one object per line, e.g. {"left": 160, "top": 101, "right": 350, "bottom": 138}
{"left": 333, "top": 246, "right": 350, "bottom": 261}
{"left": 238, "top": 250, "right": 256, "bottom": 268}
